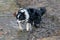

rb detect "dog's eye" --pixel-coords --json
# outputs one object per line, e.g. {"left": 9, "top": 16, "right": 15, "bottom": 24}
{"left": 18, "top": 12, "right": 21, "bottom": 13}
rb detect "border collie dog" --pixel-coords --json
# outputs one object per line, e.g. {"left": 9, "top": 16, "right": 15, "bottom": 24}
{"left": 13, "top": 7, "right": 46, "bottom": 31}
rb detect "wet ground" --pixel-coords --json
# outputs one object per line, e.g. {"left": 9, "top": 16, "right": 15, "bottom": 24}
{"left": 0, "top": 16, "right": 29, "bottom": 40}
{"left": 0, "top": 15, "right": 60, "bottom": 40}
{"left": 0, "top": 0, "right": 60, "bottom": 40}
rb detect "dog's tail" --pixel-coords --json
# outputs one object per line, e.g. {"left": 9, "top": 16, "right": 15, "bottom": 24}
{"left": 39, "top": 7, "right": 46, "bottom": 16}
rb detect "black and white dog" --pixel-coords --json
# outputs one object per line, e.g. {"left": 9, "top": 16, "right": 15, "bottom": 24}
{"left": 13, "top": 7, "right": 46, "bottom": 31}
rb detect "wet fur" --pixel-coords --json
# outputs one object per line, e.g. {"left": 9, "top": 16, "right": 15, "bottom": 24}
{"left": 13, "top": 7, "right": 46, "bottom": 31}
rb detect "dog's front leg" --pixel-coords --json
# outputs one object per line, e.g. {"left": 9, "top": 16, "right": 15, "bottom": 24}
{"left": 18, "top": 22, "right": 24, "bottom": 31}
{"left": 26, "top": 23, "right": 32, "bottom": 31}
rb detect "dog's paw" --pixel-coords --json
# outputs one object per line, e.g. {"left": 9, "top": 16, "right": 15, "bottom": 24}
{"left": 34, "top": 24, "right": 40, "bottom": 28}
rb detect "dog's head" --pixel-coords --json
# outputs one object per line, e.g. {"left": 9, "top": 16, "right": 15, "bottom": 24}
{"left": 13, "top": 8, "right": 29, "bottom": 23}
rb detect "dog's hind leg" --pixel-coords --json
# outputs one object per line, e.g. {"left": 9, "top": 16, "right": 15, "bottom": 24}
{"left": 34, "top": 23, "right": 40, "bottom": 28}
{"left": 34, "top": 18, "right": 41, "bottom": 28}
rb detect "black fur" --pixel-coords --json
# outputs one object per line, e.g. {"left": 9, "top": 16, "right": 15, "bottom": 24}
{"left": 27, "top": 7, "right": 46, "bottom": 28}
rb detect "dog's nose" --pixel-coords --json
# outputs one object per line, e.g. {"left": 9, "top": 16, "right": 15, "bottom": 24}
{"left": 16, "top": 20, "right": 22, "bottom": 24}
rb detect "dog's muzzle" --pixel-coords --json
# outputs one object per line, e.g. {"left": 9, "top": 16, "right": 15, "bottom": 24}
{"left": 17, "top": 20, "right": 26, "bottom": 24}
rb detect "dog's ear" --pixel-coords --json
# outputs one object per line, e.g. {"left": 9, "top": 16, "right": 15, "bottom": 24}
{"left": 13, "top": 12, "right": 16, "bottom": 17}
{"left": 13, "top": 9, "right": 19, "bottom": 17}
